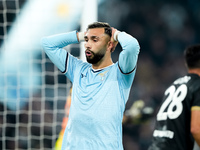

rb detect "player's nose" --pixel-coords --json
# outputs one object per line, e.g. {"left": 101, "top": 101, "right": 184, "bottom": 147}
{"left": 84, "top": 41, "right": 91, "bottom": 49}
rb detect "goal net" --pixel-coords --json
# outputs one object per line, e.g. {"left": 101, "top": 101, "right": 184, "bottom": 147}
{"left": 0, "top": 0, "right": 97, "bottom": 149}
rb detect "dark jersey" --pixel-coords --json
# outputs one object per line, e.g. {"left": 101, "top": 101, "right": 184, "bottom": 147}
{"left": 149, "top": 74, "right": 200, "bottom": 150}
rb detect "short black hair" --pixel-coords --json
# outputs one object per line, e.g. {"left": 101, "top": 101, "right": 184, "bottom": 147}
{"left": 184, "top": 44, "right": 200, "bottom": 69}
{"left": 87, "top": 22, "right": 112, "bottom": 37}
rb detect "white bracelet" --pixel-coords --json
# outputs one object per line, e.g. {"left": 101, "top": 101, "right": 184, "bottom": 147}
{"left": 78, "top": 32, "right": 85, "bottom": 42}
{"left": 114, "top": 30, "right": 121, "bottom": 41}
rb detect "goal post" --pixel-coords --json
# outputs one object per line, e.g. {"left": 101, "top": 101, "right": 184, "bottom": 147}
{"left": 0, "top": 0, "right": 98, "bottom": 149}
{"left": 80, "top": 0, "right": 98, "bottom": 62}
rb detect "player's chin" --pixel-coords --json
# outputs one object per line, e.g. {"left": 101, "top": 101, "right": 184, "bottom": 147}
{"left": 86, "top": 57, "right": 96, "bottom": 64}
{"left": 86, "top": 56, "right": 92, "bottom": 62}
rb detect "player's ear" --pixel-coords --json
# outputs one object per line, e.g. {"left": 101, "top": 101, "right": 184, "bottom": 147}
{"left": 107, "top": 41, "right": 114, "bottom": 52}
{"left": 110, "top": 40, "right": 118, "bottom": 52}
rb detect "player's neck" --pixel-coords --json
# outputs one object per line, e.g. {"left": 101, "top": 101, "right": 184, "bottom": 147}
{"left": 188, "top": 68, "right": 200, "bottom": 77}
{"left": 92, "top": 57, "right": 113, "bottom": 70}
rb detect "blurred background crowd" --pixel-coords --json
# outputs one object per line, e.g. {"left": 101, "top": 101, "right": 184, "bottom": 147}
{"left": 0, "top": 0, "right": 200, "bottom": 149}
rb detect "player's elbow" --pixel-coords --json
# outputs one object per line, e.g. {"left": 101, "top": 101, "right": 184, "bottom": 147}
{"left": 41, "top": 37, "right": 51, "bottom": 52}
{"left": 41, "top": 37, "right": 48, "bottom": 48}
{"left": 127, "top": 38, "right": 140, "bottom": 54}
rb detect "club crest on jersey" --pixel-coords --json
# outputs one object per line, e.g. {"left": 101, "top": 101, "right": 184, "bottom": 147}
{"left": 98, "top": 71, "right": 108, "bottom": 81}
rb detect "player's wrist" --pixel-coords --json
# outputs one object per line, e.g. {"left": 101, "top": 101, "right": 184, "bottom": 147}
{"left": 114, "top": 30, "right": 121, "bottom": 41}
{"left": 77, "top": 32, "right": 85, "bottom": 42}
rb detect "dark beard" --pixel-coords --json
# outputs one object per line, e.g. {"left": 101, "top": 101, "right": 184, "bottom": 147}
{"left": 86, "top": 50, "right": 105, "bottom": 64}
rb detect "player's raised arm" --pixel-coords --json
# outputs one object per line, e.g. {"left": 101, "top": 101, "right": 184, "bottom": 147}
{"left": 112, "top": 28, "right": 140, "bottom": 74}
{"left": 41, "top": 31, "right": 79, "bottom": 72}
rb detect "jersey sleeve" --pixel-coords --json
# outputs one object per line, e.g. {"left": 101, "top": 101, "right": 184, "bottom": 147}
{"left": 41, "top": 31, "right": 79, "bottom": 73}
{"left": 192, "top": 88, "right": 200, "bottom": 107}
{"left": 117, "top": 32, "right": 140, "bottom": 89}
{"left": 118, "top": 32, "right": 140, "bottom": 74}
{"left": 190, "top": 78, "right": 200, "bottom": 108}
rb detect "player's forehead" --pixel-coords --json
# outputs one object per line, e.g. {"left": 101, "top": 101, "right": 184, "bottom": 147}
{"left": 85, "top": 28, "right": 105, "bottom": 38}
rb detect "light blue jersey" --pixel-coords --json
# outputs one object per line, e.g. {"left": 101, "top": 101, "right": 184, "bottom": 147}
{"left": 41, "top": 30, "right": 140, "bottom": 150}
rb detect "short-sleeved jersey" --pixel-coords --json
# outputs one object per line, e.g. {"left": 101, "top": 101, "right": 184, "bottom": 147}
{"left": 41, "top": 31, "right": 140, "bottom": 150}
{"left": 149, "top": 74, "right": 200, "bottom": 150}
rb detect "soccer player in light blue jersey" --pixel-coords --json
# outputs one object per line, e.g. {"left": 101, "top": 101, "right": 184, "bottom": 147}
{"left": 41, "top": 22, "right": 140, "bottom": 150}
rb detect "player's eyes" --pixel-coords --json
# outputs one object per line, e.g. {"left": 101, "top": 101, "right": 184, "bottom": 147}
{"left": 84, "top": 38, "right": 98, "bottom": 42}
{"left": 93, "top": 39, "right": 98, "bottom": 42}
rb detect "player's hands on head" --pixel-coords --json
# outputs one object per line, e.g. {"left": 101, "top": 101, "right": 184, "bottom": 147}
{"left": 77, "top": 32, "right": 85, "bottom": 42}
